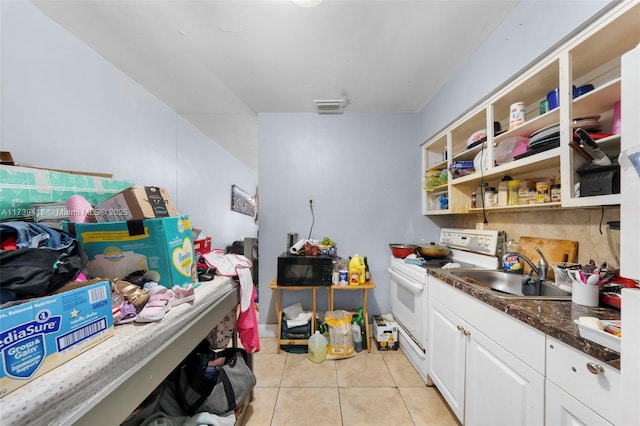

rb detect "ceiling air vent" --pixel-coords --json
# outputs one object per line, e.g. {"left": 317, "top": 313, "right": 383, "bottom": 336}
{"left": 314, "top": 99, "right": 345, "bottom": 114}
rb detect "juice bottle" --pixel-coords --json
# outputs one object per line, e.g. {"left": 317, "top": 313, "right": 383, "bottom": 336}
{"left": 349, "top": 255, "right": 365, "bottom": 285}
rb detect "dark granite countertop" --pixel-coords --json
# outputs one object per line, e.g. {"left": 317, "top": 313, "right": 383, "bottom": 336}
{"left": 428, "top": 269, "right": 621, "bottom": 370}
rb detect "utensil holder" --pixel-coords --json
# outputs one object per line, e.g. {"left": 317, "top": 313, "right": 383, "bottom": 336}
{"left": 572, "top": 283, "right": 599, "bottom": 307}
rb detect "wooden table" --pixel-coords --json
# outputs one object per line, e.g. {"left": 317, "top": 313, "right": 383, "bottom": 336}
{"left": 326, "top": 281, "right": 376, "bottom": 353}
{"left": 269, "top": 278, "right": 319, "bottom": 354}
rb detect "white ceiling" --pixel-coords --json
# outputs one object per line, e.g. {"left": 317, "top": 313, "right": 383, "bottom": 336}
{"left": 33, "top": 0, "right": 518, "bottom": 171}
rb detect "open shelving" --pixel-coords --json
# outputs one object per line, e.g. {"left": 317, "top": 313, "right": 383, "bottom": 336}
{"left": 422, "top": 2, "right": 640, "bottom": 215}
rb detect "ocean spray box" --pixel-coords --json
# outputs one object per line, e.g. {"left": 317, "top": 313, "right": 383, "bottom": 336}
{"left": 66, "top": 215, "right": 196, "bottom": 288}
{"left": 0, "top": 281, "right": 113, "bottom": 397}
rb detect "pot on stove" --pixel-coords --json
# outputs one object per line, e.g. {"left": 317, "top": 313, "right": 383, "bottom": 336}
{"left": 417, "top": 243, "right": 450, "bottom": 258}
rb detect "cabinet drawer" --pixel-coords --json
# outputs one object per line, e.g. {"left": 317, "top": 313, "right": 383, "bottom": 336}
{"left": 546, "top": 336, "right": 620, "bottom": 424}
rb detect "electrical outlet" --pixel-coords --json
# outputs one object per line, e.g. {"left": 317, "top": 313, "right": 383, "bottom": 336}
{"left": 308, "top": 196, "right": 314, "bottom": 207}
{"left": 475, "top": 223, "right": 486, "bottom": 230}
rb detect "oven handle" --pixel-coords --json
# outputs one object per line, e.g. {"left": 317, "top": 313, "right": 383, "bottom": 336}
{"left": 389, "top": 268, "right": 424, "bottom": 294}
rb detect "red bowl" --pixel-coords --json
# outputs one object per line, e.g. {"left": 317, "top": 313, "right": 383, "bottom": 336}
{"left": 389, "top": 244, "right": 416, "bottom": 258}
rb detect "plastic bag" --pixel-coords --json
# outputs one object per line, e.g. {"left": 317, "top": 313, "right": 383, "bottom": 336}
{"left": 324, "top": 310, "right": 355, "bottom": 359}
{"left": 495, "top": 136, "right": 529, "bottom": 165}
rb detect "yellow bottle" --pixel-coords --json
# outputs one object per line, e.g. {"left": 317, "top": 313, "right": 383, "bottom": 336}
{"left": 349, "top": 255, "right": 365, "bottom": 286}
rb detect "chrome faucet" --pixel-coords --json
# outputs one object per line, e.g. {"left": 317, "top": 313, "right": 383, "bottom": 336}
{"left": 507, "top": 247, "right": 549, "bottom": 281}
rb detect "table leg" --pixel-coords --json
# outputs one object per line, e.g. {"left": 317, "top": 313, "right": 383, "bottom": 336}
{"left": 363, "top": 288, "right": 370, "bottom": 353}
{"left": 329, "top": 287, "right": 334, "bottom": 311}
{"left": 311, "top": 288, "right": 317, "bottom": 334}
{"left": 275, "top": 288, "right": 282, "bottom": 354}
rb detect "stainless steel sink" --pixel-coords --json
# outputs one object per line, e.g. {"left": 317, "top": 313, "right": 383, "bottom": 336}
{"left": 448, "top": 270, "right": 572, "bottom": 300}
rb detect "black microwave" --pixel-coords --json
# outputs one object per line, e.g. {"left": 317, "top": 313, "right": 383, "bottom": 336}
{"left": 277, "top": 252, "right": 333, "bottom": 286}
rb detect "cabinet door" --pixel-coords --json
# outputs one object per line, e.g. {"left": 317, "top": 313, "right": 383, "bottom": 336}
{"left": 464, "top": 323, "right": 545, "bottom": 426}
{"left": 427, "top": 299, "right": 465, "bottom": 423}
{"left": 546, "top": 380, "right": 613, "bottom": 426}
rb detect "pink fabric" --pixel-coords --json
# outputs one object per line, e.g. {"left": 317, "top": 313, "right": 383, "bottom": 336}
{"left": 203, "top": 250, "right": 259, "bottom": 353}
{"left": 238, "top": 287, "right": 260, "bottom": 353}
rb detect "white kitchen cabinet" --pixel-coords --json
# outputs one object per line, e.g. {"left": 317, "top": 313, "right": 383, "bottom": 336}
{"left": 428, "top": 277, "right": 545, "bottom": 425}
{"left": 428, "top": 298, "right": 466, "bottom": 420}
{"left": 422, "top": 2, "right": 640, "bottom": 215}
{"left": 545, "top": 380, "right": 613, "bottom": 426}
{"left": 546, "top": 336, "right": 620, "bottom": 425}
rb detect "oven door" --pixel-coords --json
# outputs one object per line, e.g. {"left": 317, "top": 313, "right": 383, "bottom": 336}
{"left": 389, "top": 267, "right": 426, "bottom": 348}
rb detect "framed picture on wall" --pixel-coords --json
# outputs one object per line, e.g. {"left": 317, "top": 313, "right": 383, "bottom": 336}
{"left": 231, "top": 185, "right": 255, "bottom": 217}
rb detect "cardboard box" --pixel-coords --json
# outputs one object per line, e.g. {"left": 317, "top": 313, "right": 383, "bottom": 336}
{"left": 194, "top": 237, "right": 212, "bottom": 258}
{"left": 66, "top": 215, "right": 196, "bottom": 288}
{"left": 0, "top": 165, "right": 134, "bottom": 220}
{"left": 0, "top": 281, "right": 114, "bottom": 397}
{"left": 372, "top": 315, "right": 399, "bottom": 351}
{"left": 94, "top": 186, "right": 178, "bottom": 222}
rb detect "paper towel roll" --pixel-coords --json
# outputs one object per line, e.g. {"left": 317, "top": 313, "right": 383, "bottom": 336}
{"left": 289, "top": 238, "right": 306, "bottom": 254}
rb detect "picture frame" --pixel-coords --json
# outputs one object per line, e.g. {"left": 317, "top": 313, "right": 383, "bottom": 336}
{"left": 231, "top": 185, "right": 255, "bottom": 217}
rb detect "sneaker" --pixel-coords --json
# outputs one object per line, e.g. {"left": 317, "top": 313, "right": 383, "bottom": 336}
{"left": 168, "top": 284, "right": 195, "bottom": 307}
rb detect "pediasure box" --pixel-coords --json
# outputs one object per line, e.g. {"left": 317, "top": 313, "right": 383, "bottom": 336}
{"left": 93, "top": 186, "right": 178, "bottom": 222}
{"left": 0, "top": 281, "right": 114, "bottom": 397}
{"left": 372, "top": 315, "right": 399, "bottom": 351}
{"left": 65, "top": 215, "right": 196, "bottom": 288}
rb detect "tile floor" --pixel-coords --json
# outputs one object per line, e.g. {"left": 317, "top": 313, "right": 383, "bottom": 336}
{"left": 237, "top": 337, "right": 459, "bottom": 426}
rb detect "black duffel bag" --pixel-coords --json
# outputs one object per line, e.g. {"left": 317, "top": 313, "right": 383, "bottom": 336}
{"left": 175, "top": 340, "right": 255, "bottom": 415}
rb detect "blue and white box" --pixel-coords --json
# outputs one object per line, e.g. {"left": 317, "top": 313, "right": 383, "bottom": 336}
{"left": 0, "top": 281, "right": 114, "bottom": 397}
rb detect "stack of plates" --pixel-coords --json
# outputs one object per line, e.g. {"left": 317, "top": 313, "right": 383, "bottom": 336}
{"left": 528, "top": 123, "right": 560, "bottom": 149}
{"left": 572, "top": 115, "right": 601, "bottom": 131}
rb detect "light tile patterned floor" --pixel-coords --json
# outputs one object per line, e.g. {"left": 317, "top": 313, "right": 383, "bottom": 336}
{"left": 238, "top": 337, "right": 459, "bottom": 425}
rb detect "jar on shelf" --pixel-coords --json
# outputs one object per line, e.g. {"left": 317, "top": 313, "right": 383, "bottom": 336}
{"left": 536, "top": 181, "right": 551, "bottom": 203}
{"left": 519, "top": 181, "right": 531, "bottom": 205}
{"left": 507, "top": 179, "right": 520, "bottom": 206}
{"left": 498, "top": 176, "right": 512, "bottom": 207}
{"left": 485, "top": 187, "right": 497, "bottom": 207}
{"left": 551, "top": 184, "right": 561, "bottom": 202}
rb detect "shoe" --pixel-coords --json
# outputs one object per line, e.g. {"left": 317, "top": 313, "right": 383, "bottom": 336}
{"left": 135, "top": 293, "right": 171, "bottom": 323}
{"left": 114, "top": 279, "right": 149, "bottom": 311}
{"left": 143, "top": 281, "right": 168, "bottom": 295}
{"left": 167, "top": 284, "right": 195, "bottom": 307}
{"left": 114, "top": 302, "right": 137, "bottom": 325}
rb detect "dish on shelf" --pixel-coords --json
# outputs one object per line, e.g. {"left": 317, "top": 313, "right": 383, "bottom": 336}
{"left": 529, "top": 122, "right": 560, "bottom": 140}
{"left": 513, "top": 140, "right": 560, "bottom": 160}
{"left": 473, "top": 149, "right": 491, "bottom": 173}
{"left": 571, "top": 115, "right": 601, "bottom": 131}
{"left": 466, "top": 129, "right": 487, "bottom": 149}
{"left": 529, "top": 134, "right": 560, "bottom": 149}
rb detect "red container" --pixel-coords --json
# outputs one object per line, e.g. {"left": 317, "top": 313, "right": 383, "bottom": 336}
{"left": 389, "top": 244, "right": 416, "bottom": 258}
{"left": 194, "top": 237, "right": 212, "bottom": 257}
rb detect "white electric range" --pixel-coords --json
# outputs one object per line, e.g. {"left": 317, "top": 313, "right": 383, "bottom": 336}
{"left": 388, "top": 228, "right": 502, "bottom": 383}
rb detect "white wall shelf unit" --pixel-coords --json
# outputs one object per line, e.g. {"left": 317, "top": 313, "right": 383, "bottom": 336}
{"left": 422, "top": 2, "right": 640, "bottom": 216}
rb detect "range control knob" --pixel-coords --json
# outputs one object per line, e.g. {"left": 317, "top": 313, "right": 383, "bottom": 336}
{"left": 476, "top": 237, "right": 484, "bottom": 246}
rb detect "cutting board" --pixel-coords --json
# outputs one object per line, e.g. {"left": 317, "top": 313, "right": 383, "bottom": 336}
{"left": 517, "top": 237, "right": 579, "bottom": 279}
